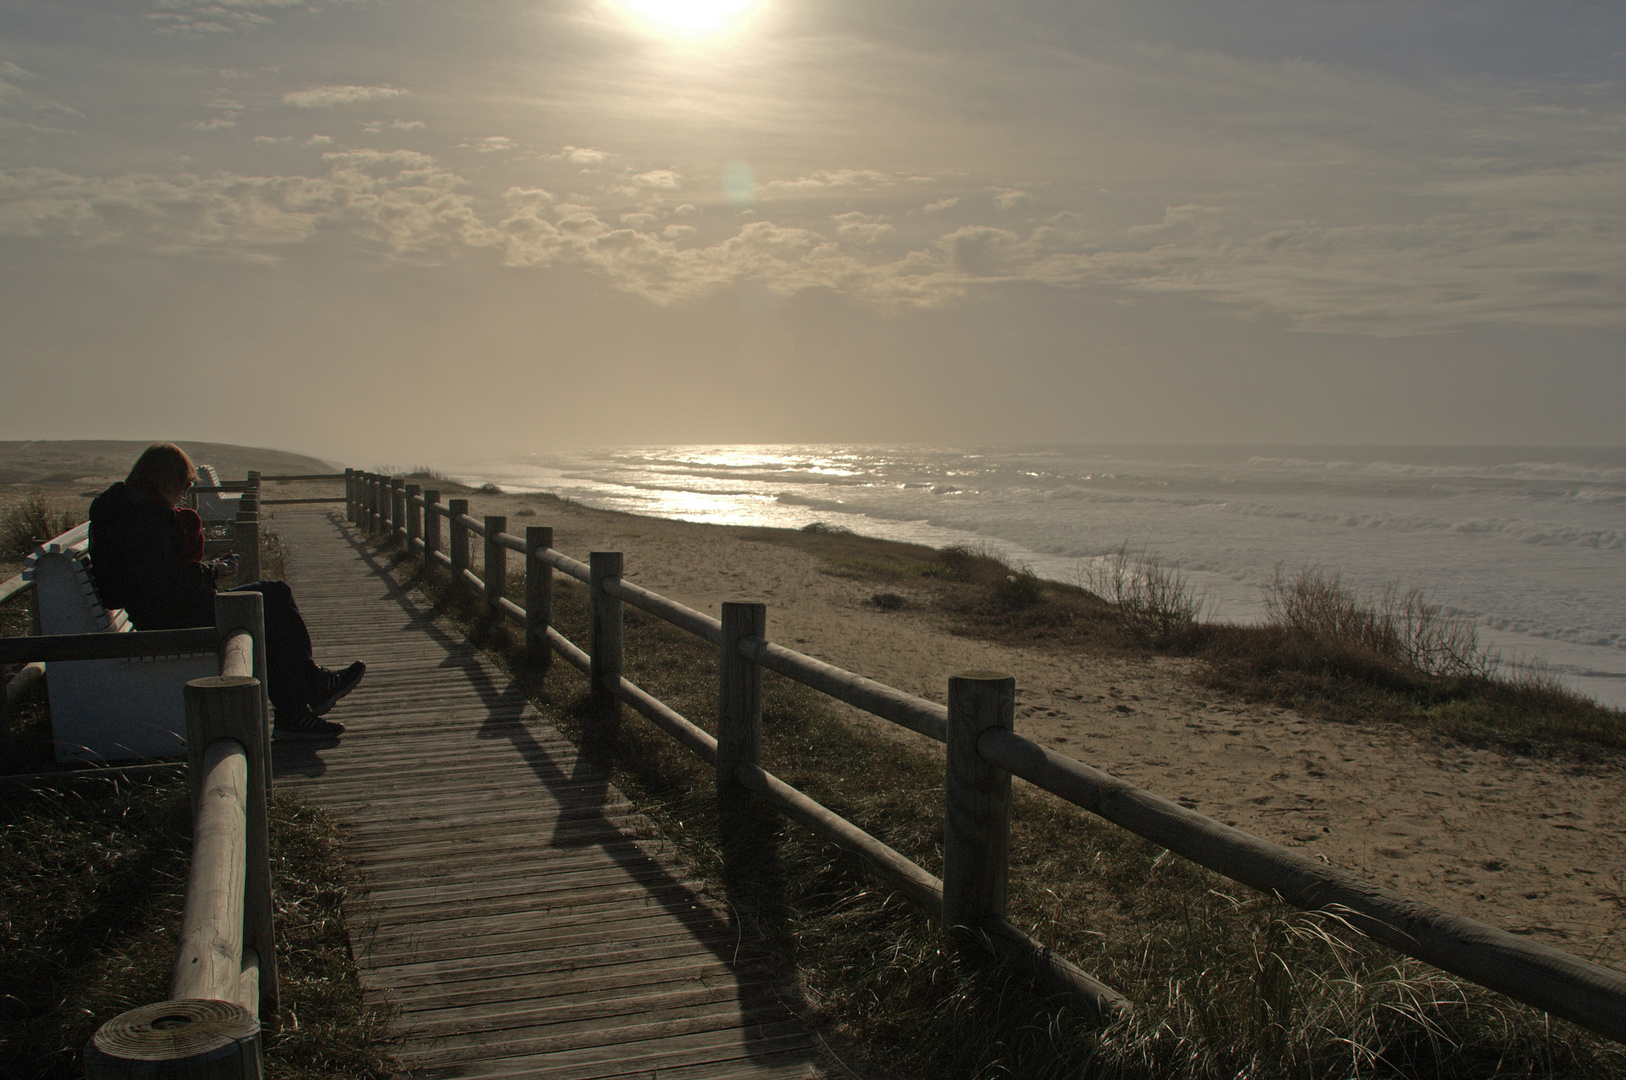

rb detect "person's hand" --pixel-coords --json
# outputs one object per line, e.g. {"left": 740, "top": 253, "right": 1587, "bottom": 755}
{"left": 212, "top": 553, "right": 241, "bottom": 580}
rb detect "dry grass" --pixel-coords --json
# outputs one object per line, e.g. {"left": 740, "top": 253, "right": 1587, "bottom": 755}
{"left": 2, "top": 493, "right": 82, "bottom": 559}
{"left": 0, "top": 777, "right": 399, "bottom": 1080}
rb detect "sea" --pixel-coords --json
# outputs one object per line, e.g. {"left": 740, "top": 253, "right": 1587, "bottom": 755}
{"left": 439, "top": 445, "right": 1626, "bottom": 710}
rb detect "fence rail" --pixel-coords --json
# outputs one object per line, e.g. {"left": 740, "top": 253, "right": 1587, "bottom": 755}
{"left": 1, "top": 591, "right": 276, "bottom": 1077}
{"left": 349, "top": 470, "right": 1626, "bottom": 1041}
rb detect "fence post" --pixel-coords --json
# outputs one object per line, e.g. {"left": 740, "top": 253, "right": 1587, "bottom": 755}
{"left": 717, "top": 602, "right": 766, "bottom": 797}
{"left": 484, "top": 515, "right": 506, "bottom": 617}
{"left": 423, "top": 490, "right": 441, "bottom": 562}
{"left": 86, "top": 1000, "right": 261, "bottom": 1080}
{"left": 391, "top": 478, "right": 406, "bottom": 540}
{"left": 589, "top": 552, "right": 623, "bottom": 716}
{"left": 449, "top": 499, "right": 470, "bottom": 581}
{"left": 235, "top": 488, "right": 261, "bottom": 585}
{"left": 406, "top": 484, "right": 422, "bottom": 550}
{"left": 208, "top": 591, "right": 277, "bottom": 1022}
{"left": 942, "top": 671, "right": 1015, "bottom": 950}
{"left": 370, "top": 474, "right": 385, "bottom": 533}
{"left": 525, "top": 526, "right": 552, "bottom": 669}
{"left": 344, "top": 468, "right": 356, "bottom": 522}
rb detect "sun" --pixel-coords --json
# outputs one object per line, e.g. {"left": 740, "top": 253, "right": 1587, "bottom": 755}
{"left": 615, "top": 0, "right": 764, "bottom": 38}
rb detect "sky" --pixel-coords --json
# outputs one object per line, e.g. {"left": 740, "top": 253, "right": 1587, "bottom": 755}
{"left": 1, "top": 0, "right": 1622, "bottom": 464}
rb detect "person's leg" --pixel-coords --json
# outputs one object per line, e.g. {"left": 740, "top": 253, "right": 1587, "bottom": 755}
{"left": 229, "top": 580, "right": 318, "bottom": 714}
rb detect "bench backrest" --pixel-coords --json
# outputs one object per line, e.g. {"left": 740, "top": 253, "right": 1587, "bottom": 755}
{"left": 21, "top": 522, "right": 131, "bottom": 635}
{"left": 195, "top": 464, "right": 243, "bottom": 525}
{"left": 21, "top": 522, "right": 217, "bottom": 762}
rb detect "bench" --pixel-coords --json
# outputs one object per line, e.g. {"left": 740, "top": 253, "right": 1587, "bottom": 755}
{"left": 194, "top": 463, "right": 243, "bottom": 526}
{"left": 21, "top": 523, "right": 219, "bottom": 763}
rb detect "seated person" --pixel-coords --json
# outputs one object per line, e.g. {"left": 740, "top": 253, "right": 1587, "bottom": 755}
{"left": 88, "top": 443, "right": 363, "bottom": 740}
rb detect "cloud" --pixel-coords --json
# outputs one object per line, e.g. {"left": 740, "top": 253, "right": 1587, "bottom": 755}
{"left": 146, "top": 1, "right": 287, "bottom": 37}
{"left": 920, "top": 197, "right": 959, "bottom": 214}
{"left": 557, "top": 145, "right": 609, "bottom": 165}
{"left": 462, "top": 136, "right": 516, "bottom": 153}
{"left": 833, "top": 211, "right": 893, "bottom": 244}
{"left": 0, "top": 150, "right": 492, "bottom": 261}
{"left": 632, "top": 169, "right": 681, "bottom": 189}
{"left": 282, "top": 85, "right": 406, "bottom": 109}
{"left": 190, "top": 116, "right": 236, "bottom": 131}
{"left": 992, "top": 188, "right": 1031, "bottom": 210}
{"left": 306, "top": 134, "right": 333, "bottom": 146}
{"left": 365, "top": 119, "right": 426, "bottom": 133}
{"left": 764, "top": 169, "right": 899, "bottom": 194}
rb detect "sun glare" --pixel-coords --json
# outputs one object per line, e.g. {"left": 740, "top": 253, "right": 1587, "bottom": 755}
{"left": 615, "top": 0, "right": 764, "bottom": 37}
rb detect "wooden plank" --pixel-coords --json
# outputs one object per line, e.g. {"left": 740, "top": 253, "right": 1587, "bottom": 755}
{"left": 265, "top": 509, "right": 825, "bottom": 1080}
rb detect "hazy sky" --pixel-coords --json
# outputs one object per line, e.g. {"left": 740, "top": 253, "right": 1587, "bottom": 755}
{"left": 2, "top": 0, "right": 1622, "bottom": 463}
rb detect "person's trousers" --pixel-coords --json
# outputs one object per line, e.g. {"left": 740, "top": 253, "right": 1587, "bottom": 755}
{"left": 228, "top": 580, "right": 319, "bottom": 714}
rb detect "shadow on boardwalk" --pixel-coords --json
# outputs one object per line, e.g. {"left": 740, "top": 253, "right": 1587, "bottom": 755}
{"left": 272, "top": 511, "right": 831, "bottom": 1079}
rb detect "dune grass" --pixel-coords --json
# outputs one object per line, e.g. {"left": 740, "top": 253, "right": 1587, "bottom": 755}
{"left": 371, "top": 526, "right": 1626, "bottom": 1080}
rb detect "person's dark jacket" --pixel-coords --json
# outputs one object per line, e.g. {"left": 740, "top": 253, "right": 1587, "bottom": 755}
{"left": 87, "top": 482, "right": 217, "bottom": 629}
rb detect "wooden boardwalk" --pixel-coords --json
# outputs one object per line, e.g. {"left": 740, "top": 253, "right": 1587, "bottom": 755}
{"left": 269, "top": 509, "right": 831, "bottom": 1080}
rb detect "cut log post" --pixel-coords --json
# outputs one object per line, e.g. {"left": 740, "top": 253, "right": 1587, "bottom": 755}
{"left": 449, "top": 499, "right": 470, "bottom": 581}
{"left": 484, "top": 515, "right": 506, "bottom": 617}
{"left": 525, "top": 526, "right": 553, "bottom": 670}
{"left": 344, "top": 468, "right": 356, "bottom": 522}
{"left": 717, "top": 602, "right": 766, "bottom": 799}
{"left": 423, "top": 490, "right": 441, "bottom": 561}
{"left": 85, "top": 999, "right": 261, "bottom": 1080}
{"left": 942, "top": 671, "right": 1015, "bottom": 951}
{"left": 589, "top": 552, "right": 624, "bottom": 717}
{"left": 405, "top": 484, "right": 422, "bottom": 550}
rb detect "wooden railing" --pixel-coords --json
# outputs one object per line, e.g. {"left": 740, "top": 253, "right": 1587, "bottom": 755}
{"left": 348, "top": 470, "right": 1626, "bottom": 1040}
{"left": 192, "top": 469, "right": 349, "bottom": 583}
{"left": 0, "top": 592, "right": 276, "bottom": 1077}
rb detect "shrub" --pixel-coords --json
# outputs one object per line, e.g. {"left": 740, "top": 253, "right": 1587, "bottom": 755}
{"left": 1262, "top": 565, "right": 1493, "bottom": 679}
{"left": 3, "top": 495, "right": 82, "bottom": 559}
{"left": 1084, "top": 544, "right": 1210, "bottom": 648}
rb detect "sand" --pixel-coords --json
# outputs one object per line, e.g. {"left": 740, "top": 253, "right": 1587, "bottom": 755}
{"left": 375, "top": 485, "right": 1626, "bottom": 968}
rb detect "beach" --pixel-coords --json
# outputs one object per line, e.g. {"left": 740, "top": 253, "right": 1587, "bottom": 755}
{"left": 6, "top": 445, "right": 1623, "bottom": 970}
{"left": 380, "top": 482, "right": 1626, "bottom": 965}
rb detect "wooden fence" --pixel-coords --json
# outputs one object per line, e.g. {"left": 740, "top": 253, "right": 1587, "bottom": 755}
{"left": 350, "top": 470, "right": 1626, "bottom": 1042}
{"left": 0, "top": 592, "right": 276, "bottom": 1077}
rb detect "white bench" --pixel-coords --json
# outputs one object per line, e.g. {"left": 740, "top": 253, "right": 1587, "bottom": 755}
{"left": 22, "top": 523, "right": 219, "bottom": 763}
{"left": 194, "top": 464, "right": 243, "bottom": 526}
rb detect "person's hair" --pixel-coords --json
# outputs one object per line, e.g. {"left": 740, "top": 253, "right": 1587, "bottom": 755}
{"left": 126, "top": 442, "right": 197, "bottom": 498}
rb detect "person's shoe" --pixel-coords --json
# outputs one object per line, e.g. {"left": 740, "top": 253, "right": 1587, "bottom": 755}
{"left": 310, "top": 661, "right": 366, "bottom": 716}
{"left": 275, "top": 709, "right": 345, "bottom": 741}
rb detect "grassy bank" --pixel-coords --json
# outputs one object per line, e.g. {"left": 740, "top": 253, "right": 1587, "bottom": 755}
{"left": 0, "top": 775, "right": 399, "bottom": 1080}
{"left": 371, "top": 520, "right": 1626, "bottom": 1080}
